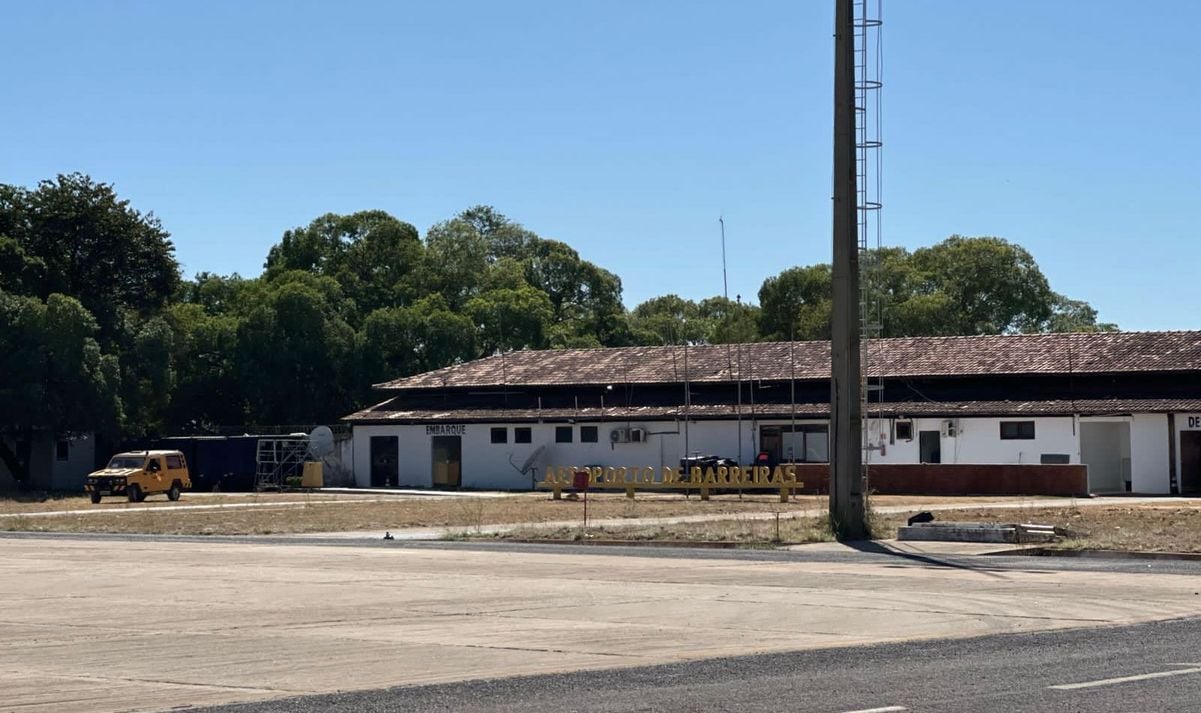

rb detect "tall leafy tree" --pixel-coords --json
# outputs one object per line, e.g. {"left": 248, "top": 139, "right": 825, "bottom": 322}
{"left": 629, "top": 295, "right": 707, "bottom": 345}
{"left": 233, "top": 272, "right": 358, "bottom": 425}
{"left": 902, "top": 235, "right": 1054, "bottom": 334}
{"left": 265, "top": 211, "right": 423, "bottom": 321}
{"left": 466, "top": 285, "right": 555, "bottom": 353}
{"left": 0, "top": 292, "right": 122, "bottom": 483}
{"left": 699, "top": 296, "right": 760, "bottom": 344}
{"left": 424, "top": 217, "right": 489, "bottom": 311}
{"left": 0, "top": 173, "right": 179, "bottom": 342}
{"left": 757, "top": 265, "right": 833, "bottom": 340}
{"left": 1, "top": 174, "right": 180, "bottom": 440}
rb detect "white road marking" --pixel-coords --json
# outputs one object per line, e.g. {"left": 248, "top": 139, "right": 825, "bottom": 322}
{"left": 839, "top": 707, "right": 908, "bottom": 713}
{"left": 0, "top": 498, "right": 387, "bottom": 519}
{"left": 1049, "top": 665, "right": 1201, "bottom": 690}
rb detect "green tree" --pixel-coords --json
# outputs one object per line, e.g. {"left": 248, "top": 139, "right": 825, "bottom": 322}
{"left": 0, "top": 291, "right": 122, "bottom": 484}
{"left": 629, "top": 295, "right": 706, "bottom": 344}
{"left": 757, "top": 236, "right": 1115, "bottom": 340}
{"left": 698, "top": 296, "right": 760, "bottom": 343}
{"left": 459, "top": 205, "right": 539, "bottom": 262}
{"left": 359, "top": 295, "right": 477, "bottom": 390}
{"left": 0, "top": 174, "right": 180, "bottom": 342}
{"left": 902, "top": 236, "right": 1053, "bottom": 334}
{"left": 1040, "top": 293, "right": 1119, "bottom": 333}
{"left": 466, "top": 285, "right": 555, "bottom": 353}
{"left": 265, "top": 211, "right": 424, "bottom": 320}
{"left": 233, "top": 273, "right": 357, "bottom": 425}
{"left": 757, "top": 265, "right": 833, "bottom": 340}
{"left": 163, "top": 302, "right": 245, "bottom": 432}
{"left": 424, "top": 217, "right": 489, "bottom": 310}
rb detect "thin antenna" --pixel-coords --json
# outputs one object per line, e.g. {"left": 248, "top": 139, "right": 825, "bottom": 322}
{"left": 790, "top": 327, "right": 797, "bottom": 459}
{"left": 719, "top": 219, "right": 743, "bottom": 466}
{"left": 735, "top": 294, "right": 745, "bottom": 465}
{"left": 683, "top": 331, "right": 691, "bottom": 463}
{"left": 720, "top": 216, "right": 729, "bottom": 300}
{"left": 498, "top": 310, "right": 508, "bottom": 407}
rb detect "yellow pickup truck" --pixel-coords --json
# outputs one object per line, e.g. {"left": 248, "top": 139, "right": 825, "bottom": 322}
{"left": 85, "top": 450, "right": 192, "bottom": 504}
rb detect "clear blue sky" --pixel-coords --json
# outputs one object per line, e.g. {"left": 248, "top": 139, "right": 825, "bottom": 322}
{"left": 2, "top": 1, "right": 1195, "bottom": 330}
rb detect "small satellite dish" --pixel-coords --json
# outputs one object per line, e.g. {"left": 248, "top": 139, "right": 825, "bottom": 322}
{"left": 520, "top": 444, "right": 546, "bottom": 475}
{"left": 308, "top": 426, "right": 335, "bottom": 459}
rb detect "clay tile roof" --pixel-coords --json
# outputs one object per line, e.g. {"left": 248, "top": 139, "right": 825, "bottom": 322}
{"left": 344, "top": 398, "right": 1201, "bottom": 423}
{"left": 374, "top": 331, "right": 1201, "bottom": 391}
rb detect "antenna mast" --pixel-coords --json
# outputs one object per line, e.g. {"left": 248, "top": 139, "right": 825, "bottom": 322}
{"left": 830, "top": 0, "right": 867, "bottom": 539}
{"left": 720, "top": 218, "right": 745, "bottom": 466}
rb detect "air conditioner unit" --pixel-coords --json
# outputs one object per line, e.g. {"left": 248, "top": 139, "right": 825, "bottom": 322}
{"left": 610, "top": 428, "right": 629, "bottom": 443}
{"left": 628, "top": 427, "right": 645, "bottom": 443}
{"left": 941, "top": 419, "right": 958, "bottom": 438}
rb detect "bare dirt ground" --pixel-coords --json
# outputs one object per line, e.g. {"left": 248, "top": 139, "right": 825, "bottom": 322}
{"left": 0, "top": 491, "right": 1038, "bottom": 535}
{"left": 497, "top": 502, "right": 1201, "bottom": 553}
{"left": 5, "top": 491, "right": 1197, "bottom": 553}
{"left": 0, "top": 490, "right": 379, "bottom": 514}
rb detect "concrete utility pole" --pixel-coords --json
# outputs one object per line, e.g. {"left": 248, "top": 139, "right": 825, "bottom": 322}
{"left": 830, "top": 0, "right": 867, "bottom": 539}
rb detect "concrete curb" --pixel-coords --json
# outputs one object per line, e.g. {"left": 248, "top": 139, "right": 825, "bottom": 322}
{"left": 498, "top": 537, "right": 780, "bottom": 549}
{"left": 992, "top": 547, "right": 1201, "bottom": 562}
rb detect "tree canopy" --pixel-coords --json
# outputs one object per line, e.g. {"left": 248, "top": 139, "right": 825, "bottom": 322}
{"left": 0, "top": 174, "right": 1117, "bottom": 478}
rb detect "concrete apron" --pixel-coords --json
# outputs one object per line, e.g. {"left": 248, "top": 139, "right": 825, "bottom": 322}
{"left": 3, "top": 537, "right": 1200, "bottom": 713}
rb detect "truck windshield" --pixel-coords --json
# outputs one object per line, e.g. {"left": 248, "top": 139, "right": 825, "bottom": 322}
{"left": 107, "top": 456, "right": 146, "bottom": 469}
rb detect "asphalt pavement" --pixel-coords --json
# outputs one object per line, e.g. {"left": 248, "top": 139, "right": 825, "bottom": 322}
{"left": 5, "top": 533, "right": 1201, "bottom": 713}
{"left": 189, "top": 616, "right": 1201, "bottom": 713}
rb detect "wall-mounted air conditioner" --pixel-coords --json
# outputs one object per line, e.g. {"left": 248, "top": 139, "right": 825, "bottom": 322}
{"left": 610, "top": 428, "right": 628, "bottom": 443}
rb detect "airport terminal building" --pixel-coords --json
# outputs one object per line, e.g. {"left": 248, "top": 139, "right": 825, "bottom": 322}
{"left": 345, "top": 331, "right": 1201, "bottom": 495}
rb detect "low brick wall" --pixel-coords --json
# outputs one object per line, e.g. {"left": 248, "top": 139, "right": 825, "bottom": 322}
{"left": 791, "top": 463, "right": 1089, "bottom": 497}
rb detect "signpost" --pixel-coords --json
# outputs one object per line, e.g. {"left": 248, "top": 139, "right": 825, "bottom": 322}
{"left": 540, "top": 464, "right": 804, "bottom": 503}
{"left": 572, "top": 469, "right": 590, "bottom": 528}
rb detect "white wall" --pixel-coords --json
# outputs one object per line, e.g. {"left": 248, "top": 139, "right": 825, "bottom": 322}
{"left": 862, "top": 416, "right": 1078, "bottom": 465}
{"left": 465, "top": 421, "right": 683, "bottom": 489}
{"left": 353, "top": 421, "right": 682, "bottom": 489}
{"left": 352, "top": 424, "right": 432, "bottom": 488}
{"left": 350, "top": 413, "right": 1180, "bottom": 492}
{"left": 1131, "top": 413, "right": 1170, "bottom": 493}
{"left": 0, "top": 434, "right": 95, "bottom": 491}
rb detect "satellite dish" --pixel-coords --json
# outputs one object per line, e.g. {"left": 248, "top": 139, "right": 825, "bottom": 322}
{"left": 519, "top": 444, "right": 546, "bottom": 475}
{"left": 308, "top": 426, "right": 335, "bottom": 459}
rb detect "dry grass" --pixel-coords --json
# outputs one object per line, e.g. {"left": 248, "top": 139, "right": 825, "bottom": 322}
{"left": 0, "top": 492, "right": 1043, "bottom": 536}
{"left": 0, "top": 493, "right": 820, "bottom": 536}
{"left": 875, "top": 504, "right": 1201, "bottom": 554}
{"left": 0, "top": 491, "right": 369, "bottom": 514}
{"left": 501, "top": 515, "right": 838, "bottom": 546}
{"left": 487, "top": 502, "right": 1201, "bottom": 553}
{"left": 9, "top": 491, "right": 1193, "bottom": 553}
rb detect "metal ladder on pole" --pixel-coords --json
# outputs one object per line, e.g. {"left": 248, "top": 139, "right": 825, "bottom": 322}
{"left": 854, "top": 0, "right": 884, "bottom": 481}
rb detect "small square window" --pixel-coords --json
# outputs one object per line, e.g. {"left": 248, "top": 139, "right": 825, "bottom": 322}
{"left": 555, "top": 426, "right": 573, "bottom": 443}
{"left": 490, "top": 427, "right": 507, "bottom": 444}
{"left": 580, "top": 426, "right": 598, "bottom": 443}
{"left": 55, "top": 440, "right": 70, "bottom": 462}
{"left": 894, "top": 421, "right": 913, "bottom": 441}
{"left": 514, "top": 427, "right": 532, "bottom": 444}
{"left": 1000, "top": 421, "right": 1036, "bottom": 440}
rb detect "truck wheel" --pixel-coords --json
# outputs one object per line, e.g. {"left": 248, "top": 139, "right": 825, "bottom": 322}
{"left": 127, "top": 485, "right": 142, "bottom": 503}
{"left": 90, "top": 491, "right": 102, "bottom": 504}
{"left": 167, "top": 483, "right": 181, "bottom": 502}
